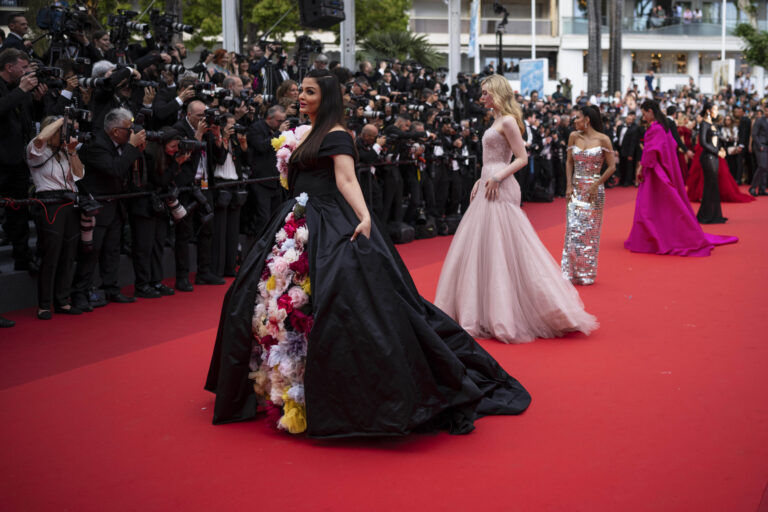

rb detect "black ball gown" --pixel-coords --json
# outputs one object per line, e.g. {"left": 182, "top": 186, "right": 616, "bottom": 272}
{"left": 205, "top": 131, "right": 531, "bottom": 438}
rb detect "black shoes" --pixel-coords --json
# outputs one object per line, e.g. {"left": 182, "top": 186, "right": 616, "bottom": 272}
{"left": 153, "top": 283, "right": 175, "bottom": 296}
{"left": 135, "top": 284, "right": 162, "bottom": 299}
{"left": 54, "top": 305, "right": 83, "bottom": 315}
{"left": 37, "top": 310, "right": 52, "bottom": 320}
{"left": 175, "top": 278, "right": 194, "bottom": 292}
{"left": 1, "top": 315, "right": 16, "bottom": 327}
{"left": 195, "top": 272, "right": 225, "bottom": 285}
{"left": 107, "top": 292, "right": 136, "bottom": 304}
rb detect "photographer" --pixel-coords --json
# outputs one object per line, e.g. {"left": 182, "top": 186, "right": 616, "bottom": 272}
{"left": 87, "top": 60, "right": 143, "bottom": 130}
{"left": 432, "top": 120, "right": 463, "bottom": 217}
{"left": 132, "top": 128, "right": 186, "bottom": 299}
{"left": 212, "top": 114, "right": 248, "bottom": 277}
{"left": 0, "top": 48, "right": 41, "bottom": 272}
{"left": 172, "top": 100, "right": 227, "bottom": 289}
{"left": 42, "top": 58, "right": 88, "bottom": 116}
{"left": 0, "top": 14, "right": 32, "bottom": 53}
{"left": 356, "top": 123, "right": 386, "bottom": 220}
{"left": 380, "top": 116, "right": 411, "bottom": 223}
{"left": 152, "top": 71, "right": 196, "bottom": 128}
{"left": 244, "top": 104, "right": 289, "bottom": 253}
{"left": 26, "top": 116, "right": 84, "bottom": 319}
{"left": 72, "top": 107, "right": 146, "bottom": 310}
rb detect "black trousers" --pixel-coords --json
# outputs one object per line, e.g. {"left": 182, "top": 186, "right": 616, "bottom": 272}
{"left": 434, "top": 165, "right": 461, "bottom": 216}
{"left": 380, "top": 166, "right": 404, "bottom": 224}
{"left": 618, "top": 155, "right": 635, "bottom": 186}
{"left": 697, "top": 153, "right": 725, "bottom": 223}
{"left": 33, "top": 195, "right": 79, "bottom": 310}
{"left": 175, "top": 189, "right": 214, "bottom": 278}
{"left": 752, "top": 149, "right": 768, "bottom": 193}
{"left": 72, "top": 201, "right": 124, "bottom": 302}
{"left": 0, "top": 165, "right": 32, "bottom": 264}
{"left": 242, "top": 183, "right": 283, "bottom": 258}
{"left": 131, "top": 213, "right": 168, "bottom": 287}
{"left": 212, "top": 187, "right": 241, "bottom": 277}
{"left": 401, "top": 164, "right": 422, "bottom": 223}
{"left": 359, "top": 170, "right": 384, "bottom": 222}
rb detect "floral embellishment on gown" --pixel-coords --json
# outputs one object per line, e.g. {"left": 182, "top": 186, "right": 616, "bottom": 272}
{"left": 250, "top": 193, "right": 313, "bottom": 434}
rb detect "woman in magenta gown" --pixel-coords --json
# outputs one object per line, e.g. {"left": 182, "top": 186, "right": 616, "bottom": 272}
{"left": 624, "top": 100, "right": 738, "bottom": 257}
{"left": 435, "top": 75, "right": 597, "bottom": 344}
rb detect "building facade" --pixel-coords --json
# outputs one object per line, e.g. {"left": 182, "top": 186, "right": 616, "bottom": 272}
{"left": 409, "top": 0, "right": 768, "bottom": 97}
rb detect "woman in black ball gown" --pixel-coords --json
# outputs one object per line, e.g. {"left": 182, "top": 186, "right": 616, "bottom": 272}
{"left": 205, "top": 70, "right": 530, "bottom": 439}
{"left": 697, "top": 101, "right": 728, "bottom": 224}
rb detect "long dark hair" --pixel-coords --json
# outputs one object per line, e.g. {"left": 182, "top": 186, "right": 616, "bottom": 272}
{"left": 145, "top": 127, "right": 182, "bottom": 176}
{"left": 289, "top": 69, "right": 345, "bottom": 172}
{"left": 640, "top": 99, "right": 669, "bottom": 132}
{"left": 577, "top": 105, "right": 603, "bottom": 133}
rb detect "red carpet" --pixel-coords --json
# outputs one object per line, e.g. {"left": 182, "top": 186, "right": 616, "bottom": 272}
{"left": 2, "top": 186, "right": 767, "bottom": 511}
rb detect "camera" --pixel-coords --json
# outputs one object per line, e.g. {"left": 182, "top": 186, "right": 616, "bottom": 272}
{"left": 161, "top": 63, "right": 185, "bottom": 75}
{"left": 296, "top": 35, "right": 323, "bottom": 54}
{"left": 233, "top": 124, "right": 248, "bottom": 135}
{"left": 78, "top": 76, "right": 107, "bottom": 89}
{"left": 36, "top": 4, "right": 93, "bottom": 37}
{"left": 204, "top": 108, "right": 224, "bottom": 127}
{"left": 150, "top": 10, "right": 194, "bottom": 45}
{"left": 134, "top": 79, "right": 159, "bottom": 89}
{"left": 108, "top": 10, "right": 148, "bottom": 50}
{"left": 64, "top": 106, "right": 92, "bottom": 123}
{"left": 178, "top": 139, "right": 206, "bottom": 153}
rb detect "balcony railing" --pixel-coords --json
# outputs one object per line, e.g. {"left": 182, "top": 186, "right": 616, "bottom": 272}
{"left": 410, "top": 17, "right": 552, "bottom": 36}
{"left": 562, "top": 16, "right": 767, "bottom": 36}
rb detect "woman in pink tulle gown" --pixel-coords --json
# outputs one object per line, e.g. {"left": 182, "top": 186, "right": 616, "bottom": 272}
{"left": 434, "top": 75, "right": 597, "bottom": 344}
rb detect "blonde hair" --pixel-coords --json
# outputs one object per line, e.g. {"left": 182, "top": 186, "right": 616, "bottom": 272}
{"left": 481, "top": 74, "right": 524, "bottom": 133}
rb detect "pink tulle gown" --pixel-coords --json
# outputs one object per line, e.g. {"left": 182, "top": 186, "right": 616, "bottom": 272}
{"left": 435, "top": 128, "right": 598, "bottom": 344}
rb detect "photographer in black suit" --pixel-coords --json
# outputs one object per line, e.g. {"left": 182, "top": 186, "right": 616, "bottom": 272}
{"left": 0, "top": 48, "right": 40, "bottom": 272}
{"left": 172, "top": 100, "right": 227, "bottom": 290}
{"left": 72, "top": 108, "right": 146, "bottom": 310}
{"left": 244, "top": 104, "right": 288, "bottom": 253}
{"left": 356, "top": 123, "right": 386, "bottom": 220}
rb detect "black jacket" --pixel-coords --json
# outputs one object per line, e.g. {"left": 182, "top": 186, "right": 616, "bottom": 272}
{"left": 171, "top": 118, "right": 227, "bottom": 187}
{"left": 0, "top": 77, "right": 34, "bottom": 167}
{"left": 77, "top": 130, "right": 142, "bottom": 196}
{"left": 619, "top": 122, "right": 642, "bottom": 160}
{"left": 246, "top": 119, "right": 281, "bottom": 188}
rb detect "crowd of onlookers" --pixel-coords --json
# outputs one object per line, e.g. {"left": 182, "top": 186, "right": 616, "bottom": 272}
{"left": 1, "top": 7, "right": 766, "bottom": 328}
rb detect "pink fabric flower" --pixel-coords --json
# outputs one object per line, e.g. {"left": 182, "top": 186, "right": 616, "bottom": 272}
{"left": 287, "top": 286, "right": 308, "bottom": 309}
{"left": 290, "top": 309, "right": 314, "bottom": 336}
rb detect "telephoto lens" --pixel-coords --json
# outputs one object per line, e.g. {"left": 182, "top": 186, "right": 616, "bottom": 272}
{"left": 165, "top": 197, "right": 187, "bottom": 222}
{"left": 80, "top": 215, "right": 95, "bottom": 252}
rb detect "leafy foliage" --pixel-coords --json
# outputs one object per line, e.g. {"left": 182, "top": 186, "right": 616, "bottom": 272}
{"left": 360, "top": 30, "right": 445, "bottom": 69}
{"left": 734, "top": 23, "right": 768, "bottom": 68}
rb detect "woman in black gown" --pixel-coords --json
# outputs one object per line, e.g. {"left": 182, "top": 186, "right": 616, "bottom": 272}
{"left": 697, "top": 102, "right": 728, "bottom": 224}
{"left": 205, "top": 70, "right": 531, "bottom": 438}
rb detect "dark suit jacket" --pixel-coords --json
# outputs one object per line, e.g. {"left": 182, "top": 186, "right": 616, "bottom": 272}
{"left": 77, "top": 130, "right": 142, "bottom": 196}
{"left": 0, "top": 33, "right": 26, "bottom": 53}
{"left": 751, "top": 117, "right": 768, "bottom": 151}
{"left": 0, "top": 77, "right": 33, "bottom": 167}
{"left": 171, "top": 118, "right": 227, "bottom": 187}
{"left": 738, "top": 115, "right": 752, "bottom": 148}
{"left": 619, "top": 123, "right": 642, "bottom": 160}
{"left": 246, "top": 119, "right": 280, "bottom": 188}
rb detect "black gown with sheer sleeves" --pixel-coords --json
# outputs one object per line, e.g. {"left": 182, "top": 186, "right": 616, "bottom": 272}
{"left": 205, "top": 131, "right": 531, "bottom": 438}
{"left": 697, "top": 121, "right": 727, "bottom": 224}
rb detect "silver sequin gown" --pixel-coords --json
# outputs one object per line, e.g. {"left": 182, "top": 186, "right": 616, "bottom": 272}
{"left": 561, "top": 146, "right": 607, "bottom": 285}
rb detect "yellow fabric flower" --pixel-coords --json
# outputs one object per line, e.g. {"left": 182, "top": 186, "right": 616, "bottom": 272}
{"left": 301, "top": 276, "right": 311, "bottom": 296}
{"left": 266, "top": 275, "right": 276, "bottom": 291}
{"left": 279, "top": 397, "right": 307, "bottom": 434}
{"left": 280, "top": 176, "right": 289, "bottom": 190}
{"left": 271, "top": 135, "right": 286, "bottom": 151}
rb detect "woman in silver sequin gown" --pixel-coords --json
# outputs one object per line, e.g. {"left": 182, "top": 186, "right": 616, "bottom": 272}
{"left": 561, "top": 106, "right": 616, "bottom": 285}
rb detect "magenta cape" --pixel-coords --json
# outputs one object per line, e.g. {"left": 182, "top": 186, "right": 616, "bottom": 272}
{"left": 686, "top": 144, "right": 755, "bottom": 203}
{"left": 624, "top": 122, "right": 738, "bottom": 257}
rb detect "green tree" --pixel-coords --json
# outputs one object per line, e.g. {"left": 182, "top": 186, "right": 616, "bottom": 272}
{"left": 359, "top": 30, "right": 445, "bottom": 69}
{"left": 734, "top": 23, "right": 768, "bottom": 68}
